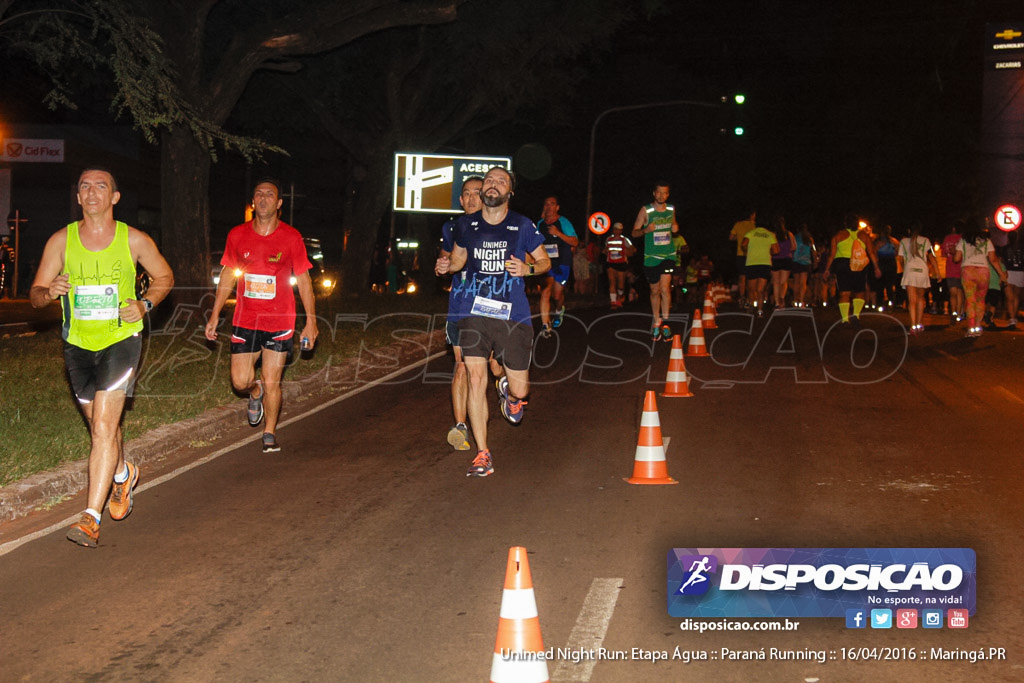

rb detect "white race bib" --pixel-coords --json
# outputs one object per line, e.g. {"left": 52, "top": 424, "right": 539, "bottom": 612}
{"left": 470, "top": 295, "right": 512, "bottom": 320}
{"left": 73, "top": 284, "right": 119, "bottom": 320}
{"left": 244, "top": 273, "right": 277, "bottom": 300}
{"left": 653, "top": 232, "right": 671, "bottom": 246}
{"left": 544, "top": 244, "right": 559, "bottom": 258}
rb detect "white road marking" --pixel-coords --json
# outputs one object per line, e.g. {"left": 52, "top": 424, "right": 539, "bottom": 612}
{"left": 936, "top": 349, "right": 958, "bottom": 361}
{"left": 0, "top": 351, "right": 446, "bottom": 557}
{"left": 552, "top": 578, "right": 623, "bottom": 681}
{"left": 994, "top": 385, "right": 1024, "bottom": 405}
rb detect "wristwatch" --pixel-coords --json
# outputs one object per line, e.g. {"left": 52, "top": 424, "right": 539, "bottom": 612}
{"left": 142, "top": 298, "right": 154, "bottom": 312}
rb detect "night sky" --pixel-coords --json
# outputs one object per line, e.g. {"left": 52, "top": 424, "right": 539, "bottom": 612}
{"left": 2, "top": 1, "right": 1022, "bottom": 269}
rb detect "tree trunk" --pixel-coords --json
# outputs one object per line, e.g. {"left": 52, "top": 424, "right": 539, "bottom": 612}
{"left": 340, "top": 154, "right": 393, "bottom": 295}
{"left": 160, "top": 126, "right": 212, "bottom": 303}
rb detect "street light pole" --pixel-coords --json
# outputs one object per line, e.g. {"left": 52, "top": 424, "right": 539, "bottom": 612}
{"left": 585, "top": 99, "right": 720, "bottom": 225}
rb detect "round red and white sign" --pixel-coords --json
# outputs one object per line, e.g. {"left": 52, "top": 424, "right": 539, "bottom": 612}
{"left": 994, "top": 204, "right": 1022, "bottom": 232}
{"left": 589, "top": 212, "right": 611, "bottom": 235}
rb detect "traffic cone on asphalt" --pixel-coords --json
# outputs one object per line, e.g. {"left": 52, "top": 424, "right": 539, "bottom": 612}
{"left": 701, "top": 292, "right": 718, "bottom": 330}
{"left": 662, "top": 335, "right": 693, "bottom": 397}
{"left": 625, "top": 391, "right": 678, "bottom": 485}
{"left": 686, "top": 316, "right": 710, "bottom": 358}
{"left": 490, "top": 546, "right": 549, "bottom": 683}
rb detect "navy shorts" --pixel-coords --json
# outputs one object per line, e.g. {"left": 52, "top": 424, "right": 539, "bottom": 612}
{"left": 546, "top": 264, "right": 571, "bottom": 286}
{"left": 231, "top": 326, "right": 294, "bottom": 354}
{"left": 458, "top": 317, "right": 533, "bottom": 371}
{"left": 64, "top": 334, "right": 142, "bottom": 402}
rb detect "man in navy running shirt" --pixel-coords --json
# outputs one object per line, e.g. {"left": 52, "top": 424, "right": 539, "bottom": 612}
{"left": 435, "top": 166, "right": 549, "bottom": 477}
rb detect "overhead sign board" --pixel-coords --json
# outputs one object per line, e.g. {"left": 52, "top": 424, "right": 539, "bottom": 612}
{"left": 1, "top": 138, "right": 65, "bottom": 163}
{"left": 986, "top": 24, "right": 1024, "bottom": 71}
{"left": 393, "top": 153, "right": 512, "bottom": 213}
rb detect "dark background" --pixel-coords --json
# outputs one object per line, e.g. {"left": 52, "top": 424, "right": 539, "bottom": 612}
{"left": 2, "top": 1, "right": 1022, "bottom": 288}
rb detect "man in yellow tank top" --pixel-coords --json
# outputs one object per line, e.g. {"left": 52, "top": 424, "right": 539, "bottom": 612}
{"left": 30, "top": 168, "right": 174, "bottom": 547}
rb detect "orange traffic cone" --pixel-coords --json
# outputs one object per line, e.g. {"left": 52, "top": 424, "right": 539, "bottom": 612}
{"left": 662, "top": 334, "right": 693, "bottom": 397}
{"left": 490, "top": 547, "right": 549, "bottom": 683}
{"left": 686, "top": 316, "right": 710, "bottom": 357}
{"left": 701, "top": 292, "right": 717, "bottom": 330}
{"left": 625, "top": 391, "right": 678, "bottom": 485}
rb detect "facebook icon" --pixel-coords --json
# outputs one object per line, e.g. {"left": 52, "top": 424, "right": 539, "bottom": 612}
{"left": 846, "top": 609, "right": 867, "bottom": 629}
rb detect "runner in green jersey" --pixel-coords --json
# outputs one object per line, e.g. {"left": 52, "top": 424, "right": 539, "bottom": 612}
{"left": 632, "top": 182, "right": 683, "bottom": 341}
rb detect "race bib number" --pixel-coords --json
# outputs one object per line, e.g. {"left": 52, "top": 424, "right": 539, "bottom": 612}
{"left": 544, "top": 244, "right": 559, "bottom": 258}
{"left": 471, "top": 295, "right": 512, "bottom": 320}
{"left": 244, "top": 273, "right": 277, "bottom": 300}
{"left": 653, "top": 232, "right": 671, "bottom": 246}
{"left": 73, "top": 284, "right": 119, "bottom": 320}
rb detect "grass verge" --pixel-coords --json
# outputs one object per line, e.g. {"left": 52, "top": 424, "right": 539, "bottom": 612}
{"left": 0, "top": 292, "right": 449, "bottom": 486}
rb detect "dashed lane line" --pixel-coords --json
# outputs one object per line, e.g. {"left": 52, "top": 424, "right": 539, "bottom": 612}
{"left": 552, "top": 578, "right": 624, "bottom": 682}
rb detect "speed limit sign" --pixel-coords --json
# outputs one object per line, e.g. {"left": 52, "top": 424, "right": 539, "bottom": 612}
{"left": 589, "top": 212, "right": 611, "bottom": 235}
{"left": 995, "top": 204, "right": 1022, "bottom": 232}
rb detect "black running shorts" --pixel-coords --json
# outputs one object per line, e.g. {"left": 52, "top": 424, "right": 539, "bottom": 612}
{"left": 230, "top": 326, "right": 294, "bottom": 354}
{"left": 458, "top": 317, "right": 533, "bottom": 371}
{"left": 63, "top": 334, "right": 142, "bottom": 402}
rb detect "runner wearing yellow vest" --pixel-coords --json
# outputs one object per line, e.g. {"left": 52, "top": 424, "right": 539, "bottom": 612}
{"left": 823, "top": 214, "right": 881, "bottom": 323}
{"left": 30, "top": 167, "right": 174, "bottom": 547}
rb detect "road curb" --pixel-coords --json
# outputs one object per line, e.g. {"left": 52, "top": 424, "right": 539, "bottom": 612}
{"left": 0, "top": 329, "right": 447, "bottom": 524}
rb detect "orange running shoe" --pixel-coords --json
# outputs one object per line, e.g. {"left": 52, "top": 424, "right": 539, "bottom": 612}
{"left": 66, "top": 513, "right": 100, "bottom": 547}
{"left": 108, "top": 462, "right": 139, "bottom": 521}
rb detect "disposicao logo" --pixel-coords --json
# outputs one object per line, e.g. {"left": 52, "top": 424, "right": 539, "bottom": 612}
{"left": 675, "top": 555, "right": 718, "bottom": 596}
{"left": 667, "top": 548, "right": 976, "bottom": 619}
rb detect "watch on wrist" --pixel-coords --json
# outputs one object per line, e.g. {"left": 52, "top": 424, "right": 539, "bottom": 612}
{"left": 528, "top": 263, "right": 535, "bottom": 276}
{"left": 142, "top": 298, "right": 154, "bottom": 312}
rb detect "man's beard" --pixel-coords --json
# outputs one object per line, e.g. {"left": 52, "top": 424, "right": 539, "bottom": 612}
{"left": 482, "top": 190, "right": 509, "bottom": 208}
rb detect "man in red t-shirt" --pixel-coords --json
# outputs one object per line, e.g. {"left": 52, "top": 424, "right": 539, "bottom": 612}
{"left": 205, "top": 178, "right": 318, "bottom": 452}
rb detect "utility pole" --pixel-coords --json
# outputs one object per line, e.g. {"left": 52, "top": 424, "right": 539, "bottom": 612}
{"left": 8, "top": 209, "right": 27, "bottom": 298}
{"left": 282, "top": 181, "right": 305, "bottom": 226}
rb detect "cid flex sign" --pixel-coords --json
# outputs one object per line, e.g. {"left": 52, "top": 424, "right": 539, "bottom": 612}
{"left": 1, "top": 138, "right": 64, "bottom": 163}
{"left": 994, "top": 204, "right": 1021, "bottom": 232}
{"left": 393, "top": 153, "right": 511, "bottom": 214}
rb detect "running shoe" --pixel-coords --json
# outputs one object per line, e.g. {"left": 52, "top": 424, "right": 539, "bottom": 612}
{"left": 262, "top": 432, "right": 281, "bottom": 453}
{"left": 108, "top": 462, "right": 139, "bottom": 521}
{"left": 495, "top": 375, "right": 508, "bottom": 402}
{"left": 447, "top": 423, "right": 471, "bottom": 451}
{"left": 66, "top": 513, "right": 100, "bottom": 547}
{"left": 466, "top": 449, "right": 494, "bottom": 477}
{"left": 552, "top": 305, "right": 566, "bottom": 329}
{"left": 1008, "top": 319, "right": 1018, "bottom": 330}
{"left": 497, "top": 380, "right": 527, "bottom": 425}
{"left": 247, "top": 380, "right": 264, "bottom": 427}
{"left": 660, "top": 323, "right": 672, "bottom": 341}
{"left": 540, "top": 323, "right": 553, "bottom": 339}
{"left": 651, "top": 325, "right": 661, "bottom": 341}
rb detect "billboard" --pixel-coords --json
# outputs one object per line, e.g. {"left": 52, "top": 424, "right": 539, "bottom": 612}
{"left": 0, "top": 138, "right": 65, "bottom": 163}
{"left": 393, "top": 153, "right": 512, "bottom": 213}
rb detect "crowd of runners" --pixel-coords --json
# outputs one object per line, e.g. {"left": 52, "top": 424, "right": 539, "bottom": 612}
{"left": 30, "top": 163, "right": 1024, "bottom": 543}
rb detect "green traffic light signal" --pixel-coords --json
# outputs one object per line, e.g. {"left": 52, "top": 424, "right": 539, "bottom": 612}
{"left": 734, "top": 94, "right": 745, "bottom": 104}
{"left": 734, "top": 126, "right": 745, "bottom": 136}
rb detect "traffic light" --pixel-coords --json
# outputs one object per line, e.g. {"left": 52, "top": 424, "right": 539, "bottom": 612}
{"left": 719, "top": 94, "right": 747, "bottom": 136}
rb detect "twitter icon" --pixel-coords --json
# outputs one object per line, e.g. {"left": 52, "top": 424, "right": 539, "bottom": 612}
{"left": 870, "top": 609, "right": 892, "bottom": 629}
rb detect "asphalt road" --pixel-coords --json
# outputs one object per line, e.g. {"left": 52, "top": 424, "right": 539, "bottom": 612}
{"left": 1, "top": 304, "right": 1022, "bottom": 682}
